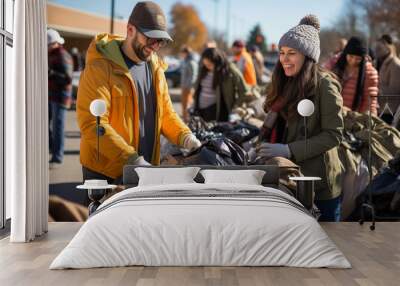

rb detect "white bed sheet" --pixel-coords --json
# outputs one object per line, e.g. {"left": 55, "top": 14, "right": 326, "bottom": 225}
{"left": 50, "top": 183, "right": 351, "bottom": 269}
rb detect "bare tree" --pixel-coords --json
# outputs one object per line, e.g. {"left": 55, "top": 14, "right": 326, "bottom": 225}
{"left": 319, "top": 0, "right": 400, "bottom": 63}
{"left": 334, "top": 0, "right": 365, "bottom": 38}
{"left": 354, "top": 0, "right": 400, "bottom": 40}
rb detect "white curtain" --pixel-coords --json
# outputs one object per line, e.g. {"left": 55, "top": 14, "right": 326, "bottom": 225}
{"left": 7, "top": 0, "right": 49, "bottom": 242}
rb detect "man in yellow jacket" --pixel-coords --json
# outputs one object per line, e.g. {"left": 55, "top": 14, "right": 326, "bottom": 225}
{"left": 232, "top": 40, "right": 257, "bottom": 87}
{"left": 77, "top": 1, "right": 201, "bottom": 182}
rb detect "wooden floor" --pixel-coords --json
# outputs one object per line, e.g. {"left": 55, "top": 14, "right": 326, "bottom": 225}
{"left": 0, "top": 222, "right": 399, "bottom": 286}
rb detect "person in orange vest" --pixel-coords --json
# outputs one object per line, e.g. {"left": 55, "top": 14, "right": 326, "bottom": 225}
{"left": 231, "top": 40, "right": 257, "bottom": 86}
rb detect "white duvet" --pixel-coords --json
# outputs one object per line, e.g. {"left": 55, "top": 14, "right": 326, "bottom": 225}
{"left": 50, "top": 183, "right": 351, "bottom": 269}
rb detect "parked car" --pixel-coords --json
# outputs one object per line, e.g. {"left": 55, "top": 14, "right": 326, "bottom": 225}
{"left": 164, "top": 64, "right": 181, "bottom": 89}
{"left": 163, "top": 56, "right": 181, "bottom": 88}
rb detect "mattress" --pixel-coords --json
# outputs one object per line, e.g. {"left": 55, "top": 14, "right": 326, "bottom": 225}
{"left": 50, "top": 183, "right": 351, "bottom": 269}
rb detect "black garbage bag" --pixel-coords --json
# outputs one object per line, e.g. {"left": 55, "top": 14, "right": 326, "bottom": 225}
{"left": 211, "top": 121, "right": 260, "bottom": 145}
{"left": 182, "top": 147, "right": 235, "bottom": 166}
{"left": 183, "top": 136, "right": 247, "bottom": 166}
{"left": 207, "top": 137, "right": 232, "bottom": 157}
{"left": 184, "top": 116, "right": 250, "bottom": 165}
{"left": 222, "top": 137, "right": 248, "bottom": 165}
{"left": 188, "top": 116, "right": 215, "bottom": 138}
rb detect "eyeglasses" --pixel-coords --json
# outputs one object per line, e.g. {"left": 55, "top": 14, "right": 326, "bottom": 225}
{"left": 146, "top": 37, "right": 168, "bottom": 48}
{"left": 135, "top": 26, "right": 168, "bottom": 48}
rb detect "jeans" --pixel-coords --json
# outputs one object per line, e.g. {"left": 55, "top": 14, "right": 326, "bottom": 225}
{"left": 82, "top": 167, "right": 122, "bottom": 185}
{"left": 315, "top": 196, "right": 342, "bottom": 222}
{"left": 49, "top": 102, "right": 66, "bottom": 162}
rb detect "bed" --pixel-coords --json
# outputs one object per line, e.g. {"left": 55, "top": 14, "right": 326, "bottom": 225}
{"left": 50, "top": 165, "right": 351, "bottom": 269}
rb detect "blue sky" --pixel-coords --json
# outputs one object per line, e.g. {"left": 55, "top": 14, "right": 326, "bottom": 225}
{"left": 48, "top": 0, "right": 345, "bottom": 44}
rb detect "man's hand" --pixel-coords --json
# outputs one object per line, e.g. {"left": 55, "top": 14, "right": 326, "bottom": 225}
{"left": 126, "top": 155, "right": 151, "bottom": 166}
{"left": 183, "top": 134, "right": 202, "bottom": 152}
{"left": 256, "top": 143, "right": 291, "bottom": 160}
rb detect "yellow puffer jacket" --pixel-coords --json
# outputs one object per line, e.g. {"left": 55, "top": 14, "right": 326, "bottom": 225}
{"left": 77, "top": 33, "right": 191, "bottom": 178}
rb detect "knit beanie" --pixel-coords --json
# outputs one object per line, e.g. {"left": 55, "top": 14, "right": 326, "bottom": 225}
{"left": 278, "top": 15, "right": 321, "bottom": 62}
{"left": 343, "top": 36, "right": 367, "bottom": 56}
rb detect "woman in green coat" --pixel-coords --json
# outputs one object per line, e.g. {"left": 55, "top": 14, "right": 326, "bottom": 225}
{"left": 257, "top": 15, "right": 344, "bottom": 221}
{"left": 194, "top": 47, "right": 249, "bottom": 122}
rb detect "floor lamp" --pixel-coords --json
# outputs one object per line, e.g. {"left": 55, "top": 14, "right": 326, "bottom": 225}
{"left": 359, "top": 94, "right": 376, "bottom": 231}
{"left": 77, "top": 99, "right": 116, "bottom": 215}
{"left": 290, "top": 99, "right": 321, "bottom": 211}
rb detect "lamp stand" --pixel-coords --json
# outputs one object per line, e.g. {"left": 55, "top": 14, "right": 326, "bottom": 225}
{"left": 88, "top": 188, "right": 107, "bottom": 215}
{"left": 304, "top": 116, "right": 308, "bottom": 159}
{"left": 96, "top": 116, "right": 100, "bottom": 161}
{"left": 359, "top": 94, "right": 376, "bottom": 231}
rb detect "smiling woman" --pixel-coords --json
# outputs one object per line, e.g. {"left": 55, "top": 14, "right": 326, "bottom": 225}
{"left": 279, "top": 47, "right": 306, "bottom": 77}
{"left": 259, "top": 15, "right": 345, "bottom": 222}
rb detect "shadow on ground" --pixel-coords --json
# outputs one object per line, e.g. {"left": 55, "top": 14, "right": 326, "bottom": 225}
{"left": 49, "top": 182, "right": 88, "bottom": 206}
{"left": 64, "top": 150, "right": 80, "bottom": 155}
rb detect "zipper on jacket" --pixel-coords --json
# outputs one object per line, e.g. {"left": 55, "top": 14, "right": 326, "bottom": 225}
{"left": 149, "top": 62, "right": 159, "bottom": 164}
{"left": 115, "top": 69, "right": 139, "bottom": 148}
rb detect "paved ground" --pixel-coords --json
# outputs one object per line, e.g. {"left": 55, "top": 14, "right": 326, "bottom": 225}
{"left": 49, "top": 88, "right": 182, "bottom": 204}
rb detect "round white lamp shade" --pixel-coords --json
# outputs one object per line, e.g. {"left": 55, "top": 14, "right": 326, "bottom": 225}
{"left": 297, "top": 99, "right": 315, "bottom": 117}
{"left": 90, "top": 99, "right": 107, "bottom": 117}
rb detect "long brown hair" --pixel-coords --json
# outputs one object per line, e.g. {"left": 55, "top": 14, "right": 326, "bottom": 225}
{"left": 264, "top": 57, "right": 324, "bottom": 118}
{"left": 198, "top": 48, "right": 230, "bottom": 89}
{"left": 332, "top": 53, "right": 366, "bottom": 111}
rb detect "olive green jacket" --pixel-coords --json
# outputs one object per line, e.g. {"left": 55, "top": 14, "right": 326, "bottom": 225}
{"left": 194, "top": 63, "right": 250, "bottom": 119}
{"left": 284, "top": 72, "right": 344, "bottom": 200}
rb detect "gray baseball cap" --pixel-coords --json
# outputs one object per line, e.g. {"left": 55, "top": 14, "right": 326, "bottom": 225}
{"left": 129, "top": 1, "right": 172, "bottom": 41}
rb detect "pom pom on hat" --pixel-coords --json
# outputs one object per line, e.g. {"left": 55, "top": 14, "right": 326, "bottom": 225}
{"left": 299, "top": 14, "right": 320, "bottom": 32}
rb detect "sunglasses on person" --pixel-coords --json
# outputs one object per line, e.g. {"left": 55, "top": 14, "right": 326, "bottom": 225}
{"left": 134, "top": 26, "right": 168, "bottom": 48}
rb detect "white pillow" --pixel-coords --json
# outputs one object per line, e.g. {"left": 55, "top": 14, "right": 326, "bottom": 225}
{"left": 200, "top": 169, "right": 266, "bottom": 185}
{"left": 135, "top": 167, "right": 201, "bottom": 186}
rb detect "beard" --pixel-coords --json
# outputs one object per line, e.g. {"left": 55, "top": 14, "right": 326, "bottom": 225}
{"left": 131, "top": 34, "right": 152, "bottom": 62}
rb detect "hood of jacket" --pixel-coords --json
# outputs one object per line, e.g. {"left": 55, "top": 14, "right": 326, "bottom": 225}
{"left": 86, "top": 33, "right": 168, "bottom": 72}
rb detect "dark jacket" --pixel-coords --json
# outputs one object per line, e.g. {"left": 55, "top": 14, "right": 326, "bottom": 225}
{"left": 194, "top": 63, "right": 250, "bottom": 120}
{"left": 48, "top": 46, "right": 73, "bottom": 108}
{"left": 283, "top": 72, "right": 344, "bottom": 200}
